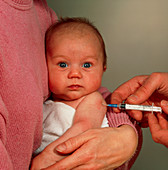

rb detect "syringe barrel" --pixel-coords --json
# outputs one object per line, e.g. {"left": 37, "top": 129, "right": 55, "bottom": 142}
{"left": 125, "top": 104, "right": 162, "bottom": 112}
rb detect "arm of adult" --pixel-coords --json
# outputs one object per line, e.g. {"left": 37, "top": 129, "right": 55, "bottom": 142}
{"left": 0, "top": 96, "right": 13, "bottom": 169}
{"left": 148, "top": 100, "right": 168, "bottom": 148}
{"left": 111, "top": 72, "right": 168, "bottom": 123}
{"left": 43, "top": 125, "right": 138, "bottom": 170}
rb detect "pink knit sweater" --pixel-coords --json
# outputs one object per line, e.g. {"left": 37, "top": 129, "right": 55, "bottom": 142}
{"left": 0, "top": 0, "right": 57, "bottom": 169}
{"left": 0, "top": 0, "right": 141, "bottom": 169}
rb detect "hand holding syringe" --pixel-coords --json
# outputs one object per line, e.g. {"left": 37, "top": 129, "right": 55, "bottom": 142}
{"left": 103, "top": 103, "right": 162, "bottom": 113}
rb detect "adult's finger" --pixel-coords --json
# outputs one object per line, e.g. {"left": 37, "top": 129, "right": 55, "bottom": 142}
{"left": 127, "top": 73, "right": 165, "bottom": 104}
{"left": 111, "top": 75, "right": 147, "bottom": 103}
{"left": 111, "top": 75, "right": 148, "bottom": 113}
{"left": 157, "top": 113, "right": 168, "bottom": 130}
{"left": 55, "top": 131, "right": 92, "bottom": 154}
{"left": 148, "top": 114, "right": 161, "bottom": 143}
{"left": 125, "top": 110, "right": 143, "bottom": 121}
{"left": 44, "top": 148, "right": 90, "bottom": 170}
{"left": 148, "top": 113, "right": 168, "bottom": 147}
{"left": 161, "top": 100, "right": 168, "bottom": 114}
{"left": 148, "top": 114, "right": 161, "bottom": 132}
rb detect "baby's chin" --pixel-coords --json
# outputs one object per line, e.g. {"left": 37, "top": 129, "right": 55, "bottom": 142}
{"left": 63, "top": 92, "right": 86, "bottom": 100}
{"left": 58, "top": 95, "right": 86, "bottom": 109}
{"left": 65, "top": 95, "right": 84, "bottom": 101}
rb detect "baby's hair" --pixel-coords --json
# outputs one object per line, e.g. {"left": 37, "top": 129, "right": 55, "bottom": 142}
{"left": 45, "top": 17, "right": 107, "bottom": 68}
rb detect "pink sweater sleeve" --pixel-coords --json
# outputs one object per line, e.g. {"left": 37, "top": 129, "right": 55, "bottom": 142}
{"left": 0, "top": 96, "right": 13, "bottom": 169}
{"left": 99, "top": 87, "right": 142, "bottom": 170}
{"left": 99, "top": 87, "right": 137, "bottom": 129}
{"left": 0, "top": 0, "right": 58, "bottom": 169}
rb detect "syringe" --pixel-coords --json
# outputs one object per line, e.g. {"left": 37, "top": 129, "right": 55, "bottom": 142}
{"left": 104, "top": 103, "right": 162, "bottom": 113}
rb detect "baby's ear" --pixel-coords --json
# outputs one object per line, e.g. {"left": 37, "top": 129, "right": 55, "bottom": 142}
{"left": 103, "top": 65, "right": 107, "bottom": 72}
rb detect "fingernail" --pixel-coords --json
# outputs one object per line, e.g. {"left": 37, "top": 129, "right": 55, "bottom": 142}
{"left": 56, "top": 144, "right": 66, "bottom": 152}
{"left": 161, "top": 100, "right": 168, "bottom": 106}
{"left": 128, "top": 95, "right": 138, "bottom": 102}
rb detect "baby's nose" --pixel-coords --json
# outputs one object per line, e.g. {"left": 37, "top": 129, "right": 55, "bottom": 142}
{"left": 68, "top": 67, "right": 82, "bottom": 79}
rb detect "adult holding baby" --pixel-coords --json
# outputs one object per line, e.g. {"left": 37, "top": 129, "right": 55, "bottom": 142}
{"left": 0, "top": 0, "right": 141, "bottom": 169}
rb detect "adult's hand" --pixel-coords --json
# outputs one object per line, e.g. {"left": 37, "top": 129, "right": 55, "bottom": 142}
{"left": 40, "top": 125, "right": 137, "bottom": 170}
{"left": 30, "top": 143, "right": 66, "bottom": 170}
{"left": 111, "top": 72, "right": 168, "bottom": 125}
{"left": 148, "top": 100, "right": 168, "bottom": 148}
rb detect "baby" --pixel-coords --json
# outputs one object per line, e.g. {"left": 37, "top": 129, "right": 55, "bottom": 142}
{"left": 33, "top": 18, "right": 138, "bottom": 169}
{"left": 35, "top": 17, "right": 108, "bottom": 155}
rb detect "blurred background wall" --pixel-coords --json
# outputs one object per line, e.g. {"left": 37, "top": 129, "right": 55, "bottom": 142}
{"left": 47, "top": 0, "right": 167, "bottom": 169}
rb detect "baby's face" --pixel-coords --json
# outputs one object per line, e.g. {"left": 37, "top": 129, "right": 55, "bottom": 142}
{"left": 47, "top": 30, "right": 105, "bottom": 101}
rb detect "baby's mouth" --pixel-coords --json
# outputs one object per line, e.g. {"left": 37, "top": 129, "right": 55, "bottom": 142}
{"left": 68, "top": 85, "right": 82, "bottom": 90}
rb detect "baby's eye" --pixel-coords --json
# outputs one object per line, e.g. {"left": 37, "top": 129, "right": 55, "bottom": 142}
{"left": 83, "top": 62, "right": 92, "bottom": 68}
{"left": 58, "top": 62, "right": 68, "bottom": 68}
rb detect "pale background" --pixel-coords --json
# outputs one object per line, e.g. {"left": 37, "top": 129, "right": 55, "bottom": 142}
{"left": 47, "top": 0, "right": 167, "bottom": 169}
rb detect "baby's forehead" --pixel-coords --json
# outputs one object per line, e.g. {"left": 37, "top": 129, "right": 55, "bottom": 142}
{"left": 50, "top": 25, "right": 103, "bottom": 52}
{"left": 54, "top": 23, "right": 97, "bottom": 38}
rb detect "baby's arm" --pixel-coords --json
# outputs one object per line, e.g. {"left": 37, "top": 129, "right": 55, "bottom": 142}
{"left": 53, "top": 91, "right": 107, "bottom": 145}
{"left": 74, "top": 91, "right": 107, "bottom": 129}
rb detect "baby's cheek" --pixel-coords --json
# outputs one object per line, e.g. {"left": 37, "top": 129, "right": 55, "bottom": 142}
{"left": 90, "top": 78, "right": 102, "bottom": 89}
